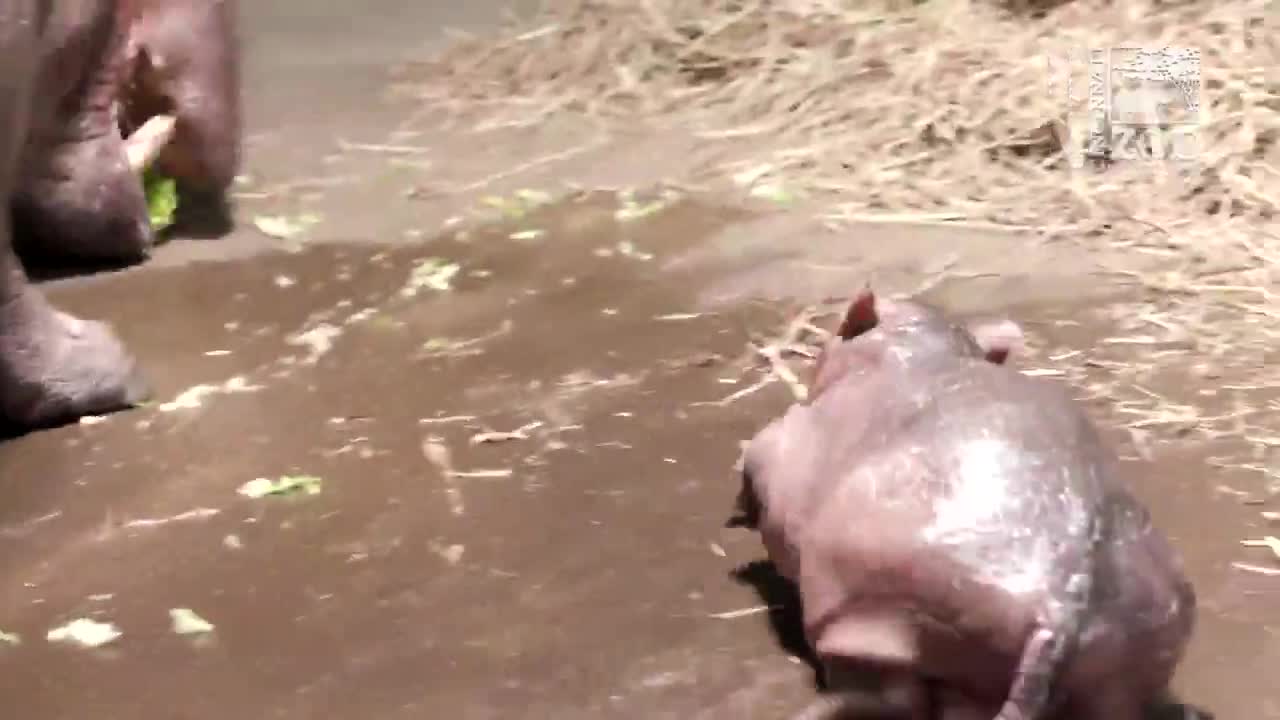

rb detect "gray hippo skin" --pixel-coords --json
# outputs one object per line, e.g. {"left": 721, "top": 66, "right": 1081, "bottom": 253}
{"left": 0, "top": 0, "right": 240, "bottom": 429}
{"left": 118, "top": 0, "right": 241, "bottom": 206}
{"left": 0, "top": 0, "right": 139, "bottom": 429}
{"left": 731, "top": 289, "right": 1196, "bottom": 720}
{"left": 12, "top": 0, "right": 240, "bottom": 264}
{"left": 10, "top": 0, "right": 148, "bottom": 264}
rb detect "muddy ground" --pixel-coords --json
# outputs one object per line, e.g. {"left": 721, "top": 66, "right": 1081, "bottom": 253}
{"left": 1, "top": 1, "right": 1278, "bottom": 718}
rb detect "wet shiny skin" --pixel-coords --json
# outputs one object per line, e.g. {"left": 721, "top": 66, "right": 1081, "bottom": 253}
{"left": 741, "top": 295, "right": 1196, "bottom": 719}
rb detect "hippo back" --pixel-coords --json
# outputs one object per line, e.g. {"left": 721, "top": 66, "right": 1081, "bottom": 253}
{"left": 809, "top": 357, "right": 1109, "bottom": 591}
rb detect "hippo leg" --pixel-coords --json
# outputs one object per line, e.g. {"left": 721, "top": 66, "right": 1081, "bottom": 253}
{"left": 0, "top": 1, "right": 149, "bottom": 429}
{"left": 0, "top": 278, "right": 150, "bottom": 429}
{"left": 788, "top": 665, "right": 930, "bottom": 720}
{"left": 13, "top": 0, "right": 152, "bottom": 266}
{"left": 992, "top": 627, "right": 1068, "bottom": 720}
{"left": 994, "top": 535, "right": 1095, "bottom": 720}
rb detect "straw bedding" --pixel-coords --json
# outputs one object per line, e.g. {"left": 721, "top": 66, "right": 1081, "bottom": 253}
{"left": 409, "top": 0, "right": 1280, "bottom": 458}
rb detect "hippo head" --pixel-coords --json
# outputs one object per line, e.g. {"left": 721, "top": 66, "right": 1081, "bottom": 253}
{"left": 809, "top": 287, "right": 1025, "bottom": 401}
{"left": 118, "top": 0, "right": 242, "bottom": 201}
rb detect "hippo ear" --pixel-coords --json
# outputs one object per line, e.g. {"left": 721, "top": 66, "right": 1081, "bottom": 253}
{"left": 967, "top": 318, "right": 1024, "bottom": 365}
{"left": 837, "top": 286, "right": 879, "bottom": 340}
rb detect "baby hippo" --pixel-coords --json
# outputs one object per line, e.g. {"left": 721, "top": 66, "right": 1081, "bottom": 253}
{"left": 730, "top": 288, "right": 1196, "bottom": 720}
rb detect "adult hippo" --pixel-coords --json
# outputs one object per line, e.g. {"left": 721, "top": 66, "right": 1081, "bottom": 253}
{"left": 1, "top": 0, "right": 240, "bottom": 430}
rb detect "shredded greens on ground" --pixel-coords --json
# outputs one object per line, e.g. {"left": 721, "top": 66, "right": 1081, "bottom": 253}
{"left": 46, "top": 618, "right": 121, "bottom": 648}
{"left": 238, "top": 475, "right": 323, "bottom": 498}
{"left": 169, "top": 608, "right": 217, "bottom": 636}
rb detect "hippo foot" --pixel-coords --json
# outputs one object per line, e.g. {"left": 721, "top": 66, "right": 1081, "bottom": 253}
{"left": 0, "top": 294, "right": 149, "bottom": 430}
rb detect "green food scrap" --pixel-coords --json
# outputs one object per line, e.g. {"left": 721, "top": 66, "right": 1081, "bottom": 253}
{"left": 169, "top": 608, "right": 216, "bottom": 636}
{"left": 731, "top": 163, "right": 775, "bottom": 188}
{"left": 508, "top": 229, "right": 546, "bottom": 241}
{"left": 47, "top": 618, "right": 121, "bottom": 648}
{"left": 481, "top": 188, "right": 553, "bottom": 219}
{"left": 615, "top": 199, "right": 665, "bottom": 222}
{"left": 237, "top": 475, "right": 323, "bottom": 499}
{"left": 253, "top": 213, "right": 321, "bottom": 240}
{"left": 480, "top": 195, "right": 513, "bottom": 214}
{"left": 423, "top": 337, "right": 458, "bottom": 352}
{"left": 401, "top": 257, "right": 461, "bottom": 298}
{"left": 615, "top": 240, "right": 654, "bottom": 261}
{"left": 513, "top": 188, "right": 552, "bottom": 206}
{"left": 614, "top": 188, "right": 680, "bottom": 222}
{"left": 749, "top": 182, "right": 797, "bottom": 205}
{"left": 368, "top": 315, "right": 405, "bottom": 332}
{"left": 144, "top": 169, "right": 179, "bottom": 232}
{"left": 480, "top": 195, "right": 528, "bottom": 220}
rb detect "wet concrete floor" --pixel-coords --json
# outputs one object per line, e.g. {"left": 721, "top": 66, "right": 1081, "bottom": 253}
{"left": 2, "top": 193, "right": 1279, "bottom": 719}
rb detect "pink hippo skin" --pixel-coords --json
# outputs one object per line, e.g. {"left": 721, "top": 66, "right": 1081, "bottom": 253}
{"left": 731, "top": 289, "right": 1196, "bottom": 720}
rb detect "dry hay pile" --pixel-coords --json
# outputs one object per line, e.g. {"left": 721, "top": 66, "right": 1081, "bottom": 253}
{"left": 410, "top": 1, "right": 1280, "bottom": 465}
{"left": 415, "top": 0, "right": 1275, "bottom": 226}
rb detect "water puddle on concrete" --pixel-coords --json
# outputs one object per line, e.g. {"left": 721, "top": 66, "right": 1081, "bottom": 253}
{"left": 0, "top": 193, "right": 1276, "bottom": 718}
